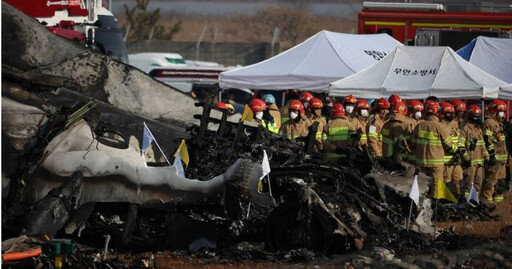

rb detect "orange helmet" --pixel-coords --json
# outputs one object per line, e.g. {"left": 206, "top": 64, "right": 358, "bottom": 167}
{"left": 215, "top": 102, "right": 228, "bottom": 110}
{"left": 440, "top": 102, "right": 455, "bottom": 115}
{"left": 354, "top": 99, "right": 369, "bottom": 112}
{"left": 467, "top": 105, "right": 482, "bottom": 117}
{"left": 489, "top": 99, "right": 507, "bottom": 114}
{"left": 331, "top": 103, "right": 345, "bottom": 118}
{"left": 299, "top": 92, "right": 314, "bottom": 103}
{"left": 425, "top": 101, "right": 440, "bottom": 114}
{"left": 392, "top": 101, "right": 407, "bottom": 115}
{"left": 289, "top": 99, "right": 305, "bottom": 114}
{"left": 375, "top": 97, "right": 391, "bottom": 109}
{"left": 343, "top": 94, "right": 357, "bottom": 105}
{"left": 408, "top": 100, "right": 424, "bottom": 112}
{"left": 249, "top": 98, "right": 267, "bottom": 112}
{"left": 452, "top": 99, "right": 466, "bottom": 113}
{"left": 388, "top": 94, "right": 402, "bottom": 105}
{"left": 308, "top": 97, "right": 324, "bottom": 109}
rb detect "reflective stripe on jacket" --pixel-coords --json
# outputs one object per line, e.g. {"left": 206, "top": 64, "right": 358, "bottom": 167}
{"left": 441, "top": 119, "right": 462, "bottom": 165}
{"left": 483, "top": 116, "right": 508, "bottom": 163}
{"left": 382, "top": 114, "right": 413, "bottom": 158}
{"left": 460, "top": 121, "right": 489, "bottom": 166}
{"left": 367, "top": 114, "right": 386, "bottom": 157}
{"left": 412, "top": 115, "right": 456, "bottom": 167}
{"left": 350, "top": 115, "right": 368, "bottom": 146}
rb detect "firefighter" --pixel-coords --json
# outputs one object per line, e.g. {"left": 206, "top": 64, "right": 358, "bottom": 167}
{"left": 367, "top": 97, "right": 390, "bottom": 157}
{"left": 249, "top": 98, "right": 279, "bottom": 133}
{"left": 300, "top": 91, "right": 314, "bottom": 110}
{"left": 215, "top": 102, "right": 228, "bottom": 110}
{"left": 307, "top": 97, "right": 328, "bottom": 146}
{"left": 482, "top": 99, "right": 508, "bottom": 203}
{"left": 382, "top": 101, "right": 414, "bottom": 167}
{"left": 350, "top": 99, "right": 370, "bottom": 147}
{"left": 280, "top": 100, "right": 309, "bottom": 140}
{"left": 280, "top": 89, "right": 300, "bottom": 124}
{"left": 439, "top": 102, "right": 465, "bottom": 197}
{"left": 412, "top": 101, "right": 458, "bottom": 198}
{"left": 405, "top": 100, "right": 424, "bottom": 163}
{"left": 324, "top": 103, "right": 355, "bottom": 160}
{"left": 343, "top": 95, "right": 357, "bottom": 118}
{"left": 388, "top": 94, "right": 402, "bottom": 108}
{"left": 459, "top": 105, "right": 489, "bottom": 197}
{"left": 452, "top": 99, "right": 466, "bottom": 127}
{"left": 262, "top": 93, "right": 282, "bottom": 130}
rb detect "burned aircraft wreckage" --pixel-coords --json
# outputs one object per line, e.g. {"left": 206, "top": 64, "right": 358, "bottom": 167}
{"left": 1, "top": 3, "right": 509, "bottom": 266}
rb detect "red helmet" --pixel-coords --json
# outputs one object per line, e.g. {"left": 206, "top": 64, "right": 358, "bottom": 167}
{"left": 467, "top": 105, "right": 482, "bottom": 117}
{"left": 388, "top": 94, "right": 402, "bottom": 105}
{"left": 343, "top": 94, "right": 357, "bottom": 105}
{"left": 354, "top": 99, "right": 369, "bottom": 112}
{"left": 289, "top": 99, "right": 305, "bottom": 114}
{"left": 452, "top": 99, "right": 466, "bottom": 113}
{"left": 392, "top": 101, "right": 407, "bottom": 115}
{"left": 425, "top": 101, "right": 440, "bottom": 114}
{"left": 299, "top": 92, "right": 314, "bottom": 103}
{"left": 249, "top": 98, "right": 267, "bottom": 112}
{"left": 408, "top": 100, "right": 424, "bottom": 112}
{"left": 215, "top": 102, "right": 228, "bottom": 110}
{"left": 489, "top": 99, "right": 507, "bottom": 114}
{"left": 440, "top": 102, "right": 455, "bottom": 115}
{"left": 331, "top": 103, "right": 345, "bottom": 117}
{"left": 375, "top": 97, "right": 391, "bottom": 109}
{"left": 308, "top": 97, "right": 324, "bottom": 109}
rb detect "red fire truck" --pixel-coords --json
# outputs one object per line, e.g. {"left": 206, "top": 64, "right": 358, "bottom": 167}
{"left": 6, "top": 0, "right": 129, "bottom": 63}
{"left": 358, "top": 2, "right": 512, "bottom": 45}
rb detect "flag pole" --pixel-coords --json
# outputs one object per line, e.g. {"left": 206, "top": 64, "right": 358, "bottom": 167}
{"left": 406, "top": 199, "right": 414, "bottom": 232}
{"left": 153, "top": 138, "right": 171, "bottom": 165}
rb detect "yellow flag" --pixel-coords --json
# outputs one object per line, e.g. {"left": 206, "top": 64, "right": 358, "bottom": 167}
{"left": 174, "top": 139, "right": 189, "bottom": 167}
{"left": 435, "top": 178, "right": 457, "bottom": 202}
{"left": 240, "top": 105, "right": 253, "bottom": 122}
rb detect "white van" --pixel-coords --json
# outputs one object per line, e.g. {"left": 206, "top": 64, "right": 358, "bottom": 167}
{"left": 128, "top": 53, "right": 187, "bottom": 73}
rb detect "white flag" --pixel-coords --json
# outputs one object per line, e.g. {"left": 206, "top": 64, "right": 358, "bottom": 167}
{"left": 261, "top": 150, "right": 271, "bottom": 179}
{"left": 409, "top": 175, "right": 420, "bottom": 206}
{"left": 173, "top": 150, "right": 185, "bottom": 177}
{"left": 141, "top": 122, "right": 155, "bottom": 156}
{"left": 467, "top": 183, "right": 479, "bottom": 204}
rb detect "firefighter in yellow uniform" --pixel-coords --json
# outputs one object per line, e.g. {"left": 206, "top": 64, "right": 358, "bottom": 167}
{"left": 483, "top": 99, "right": 508, "bottom": 203}
{"left": 324, "top": 103, "right": 354, "bottom": 160}
{"left": 262, "top": 94, "right": 282, "bottom": 131}
{"left": 350, "top": 99, "right": 370, "bottom": 148}
{"left": 367, "top": 97, "right": 390, "bottom": 157}
{"left": 280, "top": 100, "right": 310, "bottom": 140}
{"left": 439, "top": 102, "right": 465, "bottom": 197}
{"left": 405, "top": 100, "right": 424, "bottom": 163}
{"left": 307, "top": 97, "right": 328, "bottom": 147}
{"left": 343, "top": 95, "right": 357, "bottom": 118}
{"left": 382, "top": 101, "right": 413, "bottom": 167}
{"left": 452, "top": 99, "right": 466, "bottom": 127}
{"left": 459, "top": 105, "right": 489, "bottom": 197}
{"left": 412, "top": 101, "right": 458, "bottom": 198}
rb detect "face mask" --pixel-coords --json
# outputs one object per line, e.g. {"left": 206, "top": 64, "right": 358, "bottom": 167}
{"left": 345, "top": 105, "right": 354, "bottom": 114}
{"left": 414, "top": 111, "right": 422, "bottom": 119}
{"left": 471, "top": 116, "right": 480, "bottom": 122}
{"left": 304, "top": 102, "right": 309, "bottom": 109}
{"left": 498, "top": 111, "right": 505, "bottom": 118}
{"left": 445, "top": 115, "right": 453, "bottom": 122}
{"left": 360, "top": 109, "right": 369, "bottom": 117}
{"left": 313, "top": 109, "right": 322, "bottom": 117}
{"left": 255, "top": 111, "right": 263, "bottom": 120}
{"left": 290, "top": 111, "right": 299, "bottom": 120}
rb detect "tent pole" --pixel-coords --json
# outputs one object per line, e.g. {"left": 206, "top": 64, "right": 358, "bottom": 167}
{"left": 282, "top": 91, "right": 286, "bottom": 107}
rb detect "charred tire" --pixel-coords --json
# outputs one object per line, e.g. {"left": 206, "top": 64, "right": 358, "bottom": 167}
{"left": 224, "top": 159, "right": 261, "bottom": 219}
{"left": 265, "top": 203, "right": 333, "bottom": 253}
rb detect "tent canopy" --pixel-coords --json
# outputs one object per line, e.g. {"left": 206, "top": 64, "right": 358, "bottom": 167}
{"left": 499, "top": 84, "right": 512, "bottom": 100}
{"left": 457, "top": 36, "right": 512, "bottom": 83}
{"left": 329, "top": 46, "right": 507, "bottom": 99}
{"left": 219, "top": 30, "right": 403, "bottom": 91}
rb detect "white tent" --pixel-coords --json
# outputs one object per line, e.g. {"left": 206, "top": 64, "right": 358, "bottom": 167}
{"left": 499, "top": 84, "right": 512, "bottom": 99}
{"left": 457, "top": 36, "right": 512, "bottom": 84}
{"left": 219, "top": 30, "right": 403, "bottom": 91}
{"left": 329, "top": 46, "right": 507, "bottom": 99}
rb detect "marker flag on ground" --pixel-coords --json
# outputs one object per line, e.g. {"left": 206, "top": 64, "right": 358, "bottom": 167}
{"left": 142, "top": 122, "right": 156, "bottom": 156}
{"left": 409, "top": 175, "right": 420, "bottom": 206}
{"left": 258, "top": 150, "right": 271, "bottom": 192}
{"left": 467, "top": 183, "right": 480, "bottom": 204}
{"left": 173, "top": 150, "right": 185, "bottom": 177}
{"left": 435, "top": 178, "right": 457, "bottom": 203}
{"left": 241, "top": 105, "right": 254, "bottom": 122}
{"left": 174, "top": 139, "right": 189, "bottom": 167}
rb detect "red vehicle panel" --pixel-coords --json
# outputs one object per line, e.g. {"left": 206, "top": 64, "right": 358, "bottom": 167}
{"left": 359, "top": 9, "right": 512, "bottom": 43}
